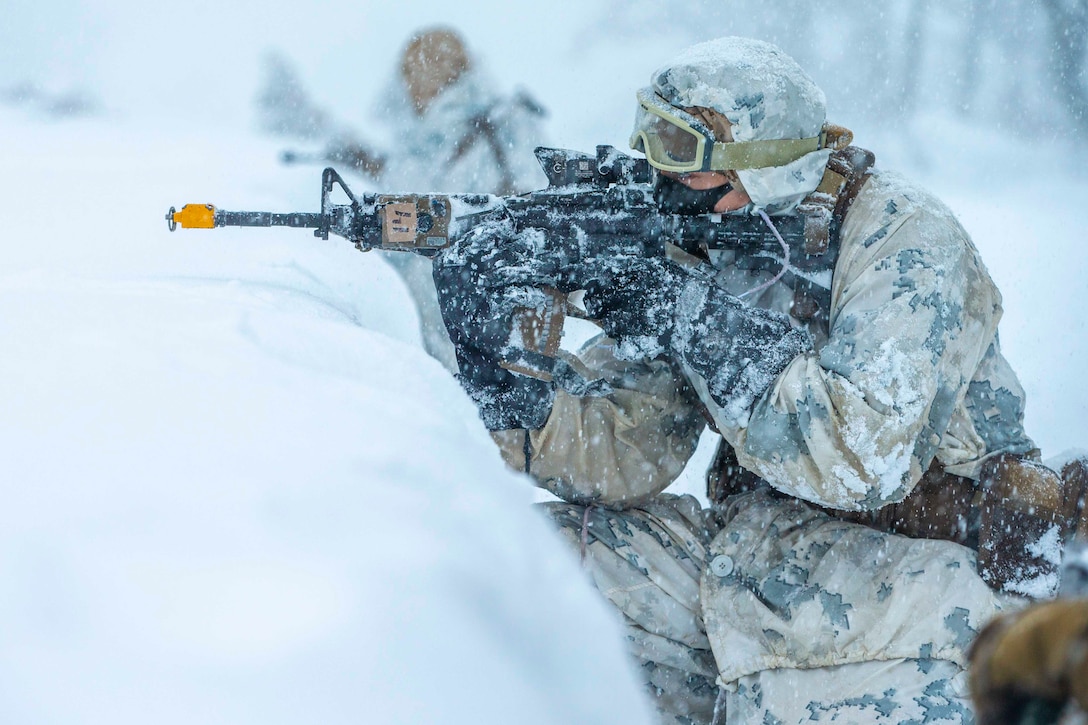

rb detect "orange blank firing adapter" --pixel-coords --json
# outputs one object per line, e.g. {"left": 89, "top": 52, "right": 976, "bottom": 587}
{"left": 166, "top": 204, "right": 216, "bottom": 231}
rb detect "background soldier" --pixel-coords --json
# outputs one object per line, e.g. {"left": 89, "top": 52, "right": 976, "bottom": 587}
{"left": 260, "top": 26, "right": 547, "bottom": 372}
{"left": 433, "top": 36, "right": 1086, "bottom": 724}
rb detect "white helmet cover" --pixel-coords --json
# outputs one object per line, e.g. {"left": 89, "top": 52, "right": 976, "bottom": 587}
{"left": 650, "top": 37, "right": 831, "bottom": 211}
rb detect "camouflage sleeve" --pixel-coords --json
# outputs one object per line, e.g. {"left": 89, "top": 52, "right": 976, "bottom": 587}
{"left": 491, "top": 336, "right": 706, "bottom": 508}
{"left": 723, "top": 177, "right": 1004, "bottom": 511}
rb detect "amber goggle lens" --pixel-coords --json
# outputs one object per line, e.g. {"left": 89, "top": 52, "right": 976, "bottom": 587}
{"left": 630, "top": 95, "right": 710, "bottom": 172}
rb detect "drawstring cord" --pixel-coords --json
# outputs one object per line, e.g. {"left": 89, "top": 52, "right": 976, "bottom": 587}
{"left": 738, "top": 208, "right": 791, "bottom": 300}
{"left": 580, "top": 505, "right": 594, "bottom": 566}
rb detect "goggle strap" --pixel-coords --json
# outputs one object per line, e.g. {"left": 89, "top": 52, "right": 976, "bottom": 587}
{"left": 709, "top": 134, "right": 824, "bottom": 171}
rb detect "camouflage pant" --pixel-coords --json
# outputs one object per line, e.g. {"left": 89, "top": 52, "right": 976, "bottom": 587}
{"left": 542, "top": 495, "right": 722, "bottom": 725}
{"left": 725, "top": 658, "right": 973, "bottom": 724}
{"left": 541, "top": 493, "right": 1002, "bottom": 725}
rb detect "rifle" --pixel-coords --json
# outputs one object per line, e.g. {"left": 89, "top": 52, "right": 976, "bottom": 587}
{"left": 166, "top": 145, "right": 808, "bottom": 380}
{"left": 280, "top": 142, "right": 385, "bottom": 179}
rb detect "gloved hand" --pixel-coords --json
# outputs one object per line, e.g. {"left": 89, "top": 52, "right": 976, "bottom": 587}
{"left": 969, "top": 598, "right": 1088, "bottom": 725}
{"left": 582, "top": 257, "right": 687, "bottom": 359}
{"left": 432, "top": 218, "right": 556, "bottom": 431}
{"left": 673, "top": 279, "right": 811, "bottom": 425}
{"left": 582, "top": 257, "right": 810, "bottom": 424}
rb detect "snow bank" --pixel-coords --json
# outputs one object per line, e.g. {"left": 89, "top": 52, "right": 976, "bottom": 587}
{"left": 0, "top": 112, "right": 653, "bottom": 724}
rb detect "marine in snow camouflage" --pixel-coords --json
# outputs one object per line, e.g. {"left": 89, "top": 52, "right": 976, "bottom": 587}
{"left": 490, "top": 36, "right": 1036, "bottom": 725}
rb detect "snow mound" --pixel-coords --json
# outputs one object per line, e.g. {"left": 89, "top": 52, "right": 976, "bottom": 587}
{"left": 0, "top": 111, "right": 653, "bottom": 725}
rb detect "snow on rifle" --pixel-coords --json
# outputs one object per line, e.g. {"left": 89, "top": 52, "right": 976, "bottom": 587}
{"left": 166, "top": 145, "right": 810, "bottom": 380}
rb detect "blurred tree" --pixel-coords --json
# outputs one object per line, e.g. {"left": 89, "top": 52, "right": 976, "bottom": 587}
{"left": 584, "top": 0, "right": 1087, "bottom": 141}
{"left": 901, "top": 0, "right": 930, "bottom": 116}
{"left": 1040, "top": 0, "right": 1088, "bottom": 133}
{"left": 957, "top": 0, "right": 988, "bottom": 116}
{"left": 256, "top": 52, "right": 332, "bottom": 139}
{"left": 849, "top": 3, "right": 899, "bottom": 121}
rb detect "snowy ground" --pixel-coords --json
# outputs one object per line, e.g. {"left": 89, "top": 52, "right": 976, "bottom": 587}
{"left": 2, "top": 3, "right": 1087, "bottom": 724}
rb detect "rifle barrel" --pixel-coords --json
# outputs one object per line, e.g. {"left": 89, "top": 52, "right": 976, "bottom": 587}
{"left": 216, "top": 211, "right": 324, "bottom": 229}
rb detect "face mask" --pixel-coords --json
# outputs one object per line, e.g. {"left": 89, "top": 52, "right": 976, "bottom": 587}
{"left": 653, "top": 174, "right": 732, "bottom": 215}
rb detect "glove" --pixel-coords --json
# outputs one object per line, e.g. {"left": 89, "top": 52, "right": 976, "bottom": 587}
{"left": 582, "top": 257, "right": 810, "bottom": 424}
{"left": 969, "top": 598, "right": 1088, "bottom": 725}
{"left": 673, "top": 279, "right": 811, "bottom": 425}
{"left": 582, "top": 257, "right": 686, "bottom": 359}
{"left": 432, "top": 219, "right": 556, "bottom": 431}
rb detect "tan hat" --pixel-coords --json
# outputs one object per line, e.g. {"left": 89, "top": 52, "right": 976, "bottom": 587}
{"left": 401, "top": 27, "right": 471, "bottom": 115}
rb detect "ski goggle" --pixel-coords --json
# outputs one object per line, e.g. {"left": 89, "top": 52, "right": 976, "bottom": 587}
{"left": 629, "top": 88, "right": 827, "bottom": 173}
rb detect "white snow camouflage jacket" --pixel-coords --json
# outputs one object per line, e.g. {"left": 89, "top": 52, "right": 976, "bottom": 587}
{"left": 493, "top": 168, "right": 1035, "bottom": 512}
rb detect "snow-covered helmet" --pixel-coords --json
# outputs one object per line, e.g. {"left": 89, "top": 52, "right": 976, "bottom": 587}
{"left": 631, "top": 37, "right": 832, "bottom": 211}
{"left": 401, "top": 27, "right": 472, "bottom": 115}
